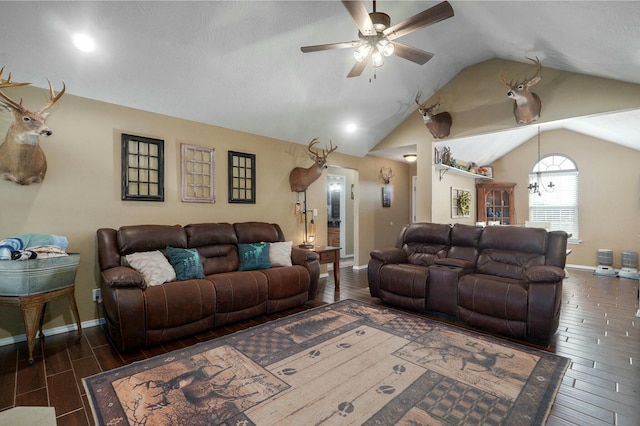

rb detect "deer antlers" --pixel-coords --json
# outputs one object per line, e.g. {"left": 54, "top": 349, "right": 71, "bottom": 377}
{"left": 499, "top": 56, "right": 542, "bottom": 89}
{"left": 308, "top": 138, "right": 337, "bottom": 161}
{"left": 379, "top": 166, "right": 394, "bottom": 184}
{"left": 0, "top": 66, "right": 30, "bottom": 90}
{"left": 0, "top": 67, "right": 65, "bottom": 114}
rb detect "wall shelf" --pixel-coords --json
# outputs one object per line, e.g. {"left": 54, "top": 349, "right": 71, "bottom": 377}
{"left": 434, "top": 164, "right": 491, "bottom": 181}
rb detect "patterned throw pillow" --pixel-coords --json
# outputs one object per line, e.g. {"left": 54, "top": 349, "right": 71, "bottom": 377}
{"left": 269, "top": 241, "right": 293, "bottom": 267}
{"left": 238, "top": 242, "right": 271, "bottom": 271}
{"left": 166, "top": 247, "right": 205, "bottom": 281}
{"left": 125, "top": 251, "right": 176, "bottom": 286}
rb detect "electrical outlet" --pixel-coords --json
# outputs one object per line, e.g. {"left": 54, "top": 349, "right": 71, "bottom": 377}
{"left": 92, "top": 288, "right": 102, "bottom": 302}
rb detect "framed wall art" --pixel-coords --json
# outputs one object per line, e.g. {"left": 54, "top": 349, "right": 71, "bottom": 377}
{"left": 121, "top": 133, "right": 164, "bottom": 201}
{"left": 181, "top": 143, "right": 215, "bottom": 203}
{"left": 228, "top": 151, "right": 256, "bottom": 204}
{"left": 451, "top": 187, "right": 471, "bottom": 218}
{"left": 382, "top": 186, "right": 392, "bottom": 208}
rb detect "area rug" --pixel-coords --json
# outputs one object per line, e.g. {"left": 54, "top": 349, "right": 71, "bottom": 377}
{"left": 83, "top": 300, "right": 569, "bottom": 425}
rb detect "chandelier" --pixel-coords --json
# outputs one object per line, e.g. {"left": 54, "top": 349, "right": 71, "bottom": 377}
{"left": 528, "top": 127, "right": 555, "bottom": 196}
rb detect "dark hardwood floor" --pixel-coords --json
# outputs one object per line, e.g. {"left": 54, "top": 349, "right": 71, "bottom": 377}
{"left": 0, "top": 267, "right": 638, "bottom": 425}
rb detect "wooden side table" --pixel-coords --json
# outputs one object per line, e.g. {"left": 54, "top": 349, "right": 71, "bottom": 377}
{"left": 0, "top": 254, "right": 81, "bottom": 365}
{"left": 305, "top": 245, "right": 341, "bottom": 289}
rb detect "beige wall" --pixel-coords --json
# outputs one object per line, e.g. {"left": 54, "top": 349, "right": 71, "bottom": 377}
{"left": 377, "top": 57, "right": 640, "bottom": 267}
{"left": 0, "top": 86, "right": 410, "bottom": 340}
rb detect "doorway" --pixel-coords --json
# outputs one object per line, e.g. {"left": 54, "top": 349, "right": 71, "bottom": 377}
{"left": 327, "top": 167, "right": 357, "bottom": 262}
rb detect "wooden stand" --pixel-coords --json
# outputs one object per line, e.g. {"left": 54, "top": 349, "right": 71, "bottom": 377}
{"left": 0, "top": 254, "right": 81, "bottom": 365}
{"left": 0, "top": 285, "right": 82, "bottom": 365}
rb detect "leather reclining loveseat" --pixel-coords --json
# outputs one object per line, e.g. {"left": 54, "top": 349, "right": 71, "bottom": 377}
{"left": 97, "top": 222, "right": 320, "bottom": 352}
{"left": 368, "top": 223, "right": 568, "bottom": 341}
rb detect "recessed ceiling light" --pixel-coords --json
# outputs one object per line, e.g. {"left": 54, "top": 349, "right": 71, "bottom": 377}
{"left": 346, "top": 123, "right": 357, "bottom": 133}
{"left": 72, "top": 33, "right": 96, "bottom": 52}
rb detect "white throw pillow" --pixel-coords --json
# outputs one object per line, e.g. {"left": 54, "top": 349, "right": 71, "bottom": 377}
{"left": 269, "top": 241, "right": 293, "bottom": 267}
{"left": 125, "top": 250, "right": 176, "bottom": 286}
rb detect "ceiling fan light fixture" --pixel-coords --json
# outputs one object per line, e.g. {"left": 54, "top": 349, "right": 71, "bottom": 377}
{"left": 353, "top": 44, "right": 371, "bottom": 62}
{"left": 372, "top": 50, "right": 384, "bottom": 67}
{"left": 378, "top": 39, "right": 394, "bottom": 57}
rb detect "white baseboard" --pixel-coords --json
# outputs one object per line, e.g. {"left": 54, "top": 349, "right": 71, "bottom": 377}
{"left": 353, "top": 264, "right": 368, "bottom": 270}
{"left": 0, "top": 318, "right": 105, "bottom": 348}
{"left": 566, "top": 264, "right": 596, "bottom": 271}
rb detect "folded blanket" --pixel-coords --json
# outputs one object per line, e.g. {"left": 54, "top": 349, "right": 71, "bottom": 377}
{"left": 28, "top": 245, "right": 68, "bottom": 259}
{"left": 0, "top": 238, "right": 24, "bottom": 260}
{"left": 17, "top": 234, "right": 69, "bottom": 250}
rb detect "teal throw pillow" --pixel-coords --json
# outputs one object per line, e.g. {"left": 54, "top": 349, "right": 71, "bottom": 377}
{"left": 238, "top": 242, "right": 271, "bottom": 271}
{"left": 166, "top": 247, "right": 205, "bottom": 281}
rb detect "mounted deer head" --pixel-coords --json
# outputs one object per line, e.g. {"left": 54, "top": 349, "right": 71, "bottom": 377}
{"left": 500, "top": 57, "right": 542, "bottom": 124}
{"left": 0, "top": 69, "right": 66, "bottom": 185}
{"left": 289, "top": 138, "right": 338, "bottom": 192}
{"left": 379, "top": 166, "right": 394, "bottom": 185}
{"left": 415, "top": 91, "right": 453, "bottom": 139}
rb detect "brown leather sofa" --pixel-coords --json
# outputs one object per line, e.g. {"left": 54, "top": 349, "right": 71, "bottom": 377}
{"left": 97, "top": 222, "right": 320, "bottom": 352}
{"left": 368, "top": 223, "right": 568, "bottom": 341}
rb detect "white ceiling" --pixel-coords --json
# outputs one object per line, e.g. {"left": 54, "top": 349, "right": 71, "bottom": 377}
{"left": 1, "top": 1, "right": 639, "bottom": 163}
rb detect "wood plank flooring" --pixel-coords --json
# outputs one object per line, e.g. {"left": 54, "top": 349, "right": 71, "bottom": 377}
{"left": 0, "top": 267, "right": 638, "bottom": 425}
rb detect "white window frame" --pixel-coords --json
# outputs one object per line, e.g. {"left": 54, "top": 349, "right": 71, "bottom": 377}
{"left": 528, "top": 154, "right": 579, "bottom": 242}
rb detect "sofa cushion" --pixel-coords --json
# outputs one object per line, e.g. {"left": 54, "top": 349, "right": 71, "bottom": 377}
{"left": 144, "top": 279, "right": 216, "bottom": 330}
{"left": 118, "top": 225, "right": 187, "bottom": 255}
{"left": 234, "top": 222, "right": 284, "bottom": 244}
{"left": 166, "top": 246, "right": 205, "bottom": 280}
{"left": 261, "top": 265, "right": 310, "bottom": 312}
{"left": 458, "top": 274, "right": 528, "bottom": 322}
{"left": 208, "top": 271, "right": 268, "bottom": 313}
{"left": 378, "top": 264, "right": 429, "bottom": 311}
{"left": 238, "top": 242, "right": 271, "bottom": 271}
{"left": 476, "top": 249, "right": 545, "bottom": 280}
{"left": 400, "top": 223, "right": 450, "bottom": 266}
{"left": 269, "top": 241, "right": 293, "bottom": 267}
{"left": 125, "top": 251, "right": 176, "bottom": 286}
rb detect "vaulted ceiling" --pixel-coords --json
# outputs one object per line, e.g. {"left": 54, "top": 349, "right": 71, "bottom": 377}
{"left": 1, "top": 1, "right": 639, "bottom": 162}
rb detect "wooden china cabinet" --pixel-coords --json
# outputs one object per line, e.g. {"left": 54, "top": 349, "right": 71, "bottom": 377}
{"left": 476, "top": 182, "right": 516, "bottom": 225}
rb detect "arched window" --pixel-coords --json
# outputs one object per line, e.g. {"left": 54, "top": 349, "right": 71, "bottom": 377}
{"left": 528, "top": 154, "right": 579, "bottom": 241}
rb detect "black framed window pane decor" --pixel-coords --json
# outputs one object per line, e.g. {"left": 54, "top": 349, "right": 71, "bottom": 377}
{"left": 228, "top": 151, "right": 255, "bottom": 204}
{"left": 121, "top": 133, "right": 164, "bottom": 201}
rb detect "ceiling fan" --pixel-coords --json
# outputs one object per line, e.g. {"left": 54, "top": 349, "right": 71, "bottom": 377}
{"left": 300, "top": 1, "right": 454, "bottom": 78}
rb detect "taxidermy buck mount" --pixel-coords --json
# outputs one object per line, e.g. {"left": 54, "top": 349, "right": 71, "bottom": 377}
{"left": 289, "top": 138, "right": 338, "bottom": 192}
{"left": 0, "top": 66, "right": 66, "bottom": 185}
{"left": 415, "top": 92, "right": 452, "bottom": 139}
{"left": 500, "top": 57, "right": 542, "bottom": 124}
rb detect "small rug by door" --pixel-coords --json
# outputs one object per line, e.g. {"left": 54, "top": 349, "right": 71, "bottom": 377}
{"left": 84, "top": 300, "right": 569, "bottom": 425}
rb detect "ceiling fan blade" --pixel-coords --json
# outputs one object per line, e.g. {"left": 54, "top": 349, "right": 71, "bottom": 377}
{"left": 384, "top": 1, "right": 454, "bottom": 40}
{"left": 301, "top": 41, "right": 360, "bottom": 53}
{"left": 392, "top": 42, "right": 434, "bottom": 65}
{"left": 347, "top": 58, "right": 369, "bottom": 78}
{"left": 341, "top": 0, "right": 376, "bottom": 36}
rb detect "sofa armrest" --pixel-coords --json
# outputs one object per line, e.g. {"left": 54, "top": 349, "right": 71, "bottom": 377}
{"left": 370, "top": 248, "right": 407, "bottom": 265}
{"left": 524, "top": 265, "right": 565, "bottom": 284}
{"left": 434, "top": 258, "right": 475, "bottom": 270}
{"left": 291, "top": 247, "right": 320, "bottom": 301}
{"left": 101, "top": 266, "right": 147, "bottom": 289}
{"left": 291, "top": 247, "right": 319, "bottom": 265}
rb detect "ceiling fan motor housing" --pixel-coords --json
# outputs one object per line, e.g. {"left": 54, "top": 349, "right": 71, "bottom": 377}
{"left": 370, "top": 12, "right": 390, "bottom": 32}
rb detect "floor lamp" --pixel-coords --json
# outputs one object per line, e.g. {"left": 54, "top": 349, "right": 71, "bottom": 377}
{"left": 299, "top": 190, "right": 316, "bottom": 248}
